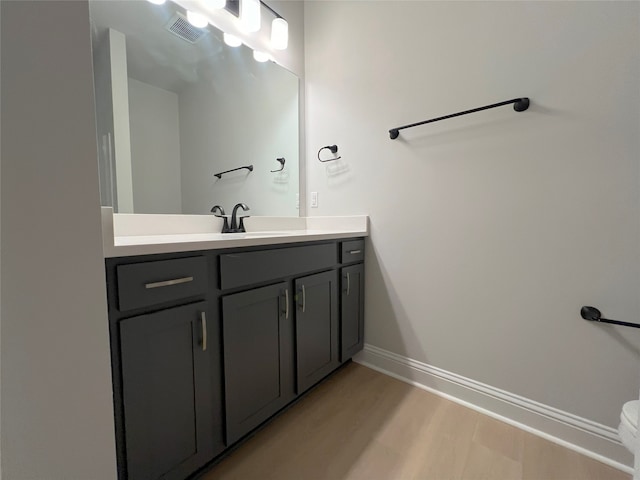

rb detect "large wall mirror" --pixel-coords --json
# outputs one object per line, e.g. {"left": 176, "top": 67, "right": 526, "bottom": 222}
{"left": 89, "top": 0, "right": 299, "bottom": 216}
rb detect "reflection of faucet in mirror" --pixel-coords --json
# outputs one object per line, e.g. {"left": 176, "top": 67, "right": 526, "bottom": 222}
{"left": 211, "top": 205, "right": 231, "bottom": 233}
{"left": 230, "top": 203, "right": 250, "bottom": 233}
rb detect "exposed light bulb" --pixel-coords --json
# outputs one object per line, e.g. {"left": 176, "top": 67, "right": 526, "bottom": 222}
{"left": 147, "top": 0, "right": 166, "bottom": 4}
{"left": 253, "top": 50, "right": 270, "bottom": 63}
{"left": 186, "top": 10, "right": 208, "bottom": 28}
{"left": 271, "top": 17, "right": 288, "bottom": 50}
{"left": 207, "top": 0, "right": 226, "bottom": 8}
{"left": 223, "top": 33, "right": 242, "bottom": 47}
{"left": 241, "top": 0, "right": 261, "bottom": 33}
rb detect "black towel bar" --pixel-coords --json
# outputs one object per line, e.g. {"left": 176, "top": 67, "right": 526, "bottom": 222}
{"left": 580, "top": 306, "right": 640, "bottom": 329}
{"left": 214, "top": 165, "right": 254, "bottom": 179}
{"left": 389, "top": 97, "right": 530, "bottom": 140}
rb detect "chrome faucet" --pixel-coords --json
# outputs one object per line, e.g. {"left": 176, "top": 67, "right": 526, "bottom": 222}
{"left": 211, "top": 205, "right": 231, "bottom": 233}
{"left": 230, "top": 203, "right": 250, "bottom": 233}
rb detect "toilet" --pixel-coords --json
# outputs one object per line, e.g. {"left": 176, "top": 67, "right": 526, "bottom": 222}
{"left": 619, "top": 400, "right": 639, "bottom": 454}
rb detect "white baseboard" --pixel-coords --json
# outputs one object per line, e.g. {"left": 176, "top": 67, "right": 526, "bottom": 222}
{"left": 354, "top": 344, "right": 633, "bottom": 474}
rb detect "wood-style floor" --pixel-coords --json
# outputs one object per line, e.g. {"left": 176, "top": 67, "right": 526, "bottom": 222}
{"left": 201, "top": 362, "right": 630, "bottom": 480}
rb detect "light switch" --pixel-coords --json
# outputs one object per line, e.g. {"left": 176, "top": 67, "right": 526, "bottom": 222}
{"left": 310, "top": 191, "right": 318, "bottom": 208}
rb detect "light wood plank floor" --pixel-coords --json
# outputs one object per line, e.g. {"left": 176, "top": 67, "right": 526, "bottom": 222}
{"left": 201, "top": 362, "right": 630, "bottom": 480}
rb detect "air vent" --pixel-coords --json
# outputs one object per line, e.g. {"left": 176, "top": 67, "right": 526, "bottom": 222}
{"left": 165, "top": 12, "right": 208, "bottom": 44}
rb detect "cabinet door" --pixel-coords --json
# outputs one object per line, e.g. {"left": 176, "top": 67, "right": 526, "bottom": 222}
{"left": 341, "top": 263, "right": 365, "bottom": 361}
{"left": 120, "top": 302, "right": 214, "bottom": 480}
{"left": 295, "top": 270, "right": 339, "bottom": 394}
{"left": 222, "top": 282, "right": 294, "bottom": 445}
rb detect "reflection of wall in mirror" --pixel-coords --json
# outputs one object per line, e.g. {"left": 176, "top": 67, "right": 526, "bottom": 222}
{"left": 128, "top": 78, "right": 182, "bottom": 214}
{"left": 124, "top": 59, "right": 299, "bottom": 216}
{"left": 178, "top": 50, "right": 299, "bottom": 217}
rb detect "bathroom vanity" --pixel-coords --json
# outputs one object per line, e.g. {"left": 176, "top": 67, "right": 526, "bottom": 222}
{"left": 102, "top": 211, "right": 368, "bottom": 479}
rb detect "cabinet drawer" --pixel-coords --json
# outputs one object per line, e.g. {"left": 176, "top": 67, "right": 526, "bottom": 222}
{"left": 220, "top": 243, "right": 337, "bottom": 290}
{"left": 117, "top": 256, "right": 208, "bottom": 311}
{"left": 341, "top": 239, "right": 364, "bottom": 264}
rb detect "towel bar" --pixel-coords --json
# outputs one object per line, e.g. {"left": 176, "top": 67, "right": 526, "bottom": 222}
{"left": 580, "top": 306, "right": 640, "bottom": 329}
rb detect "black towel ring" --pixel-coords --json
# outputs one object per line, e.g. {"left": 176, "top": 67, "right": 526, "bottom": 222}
{"left": 270, "top": 157, "right": 286, "bottom": 172}
{"left": 318, "top": 145, "right": 341, "bottom": 163}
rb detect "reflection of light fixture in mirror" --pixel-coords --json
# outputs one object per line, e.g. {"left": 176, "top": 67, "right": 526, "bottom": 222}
{"left": 253, "top": 50, "right": 270, "bottom": 62}
{"left": 206, "top": 0, "right": 227, "bottom": 8}
{"left": 241, "top": 0, "right": 261, "bottom": 32}
{"left": 147, "top": 0, "right": 166, "bottom": 4}
{"left": 224, "top": 33, "right": 242, "bottom": 47}
{"left": 260, "top": 1, "right": 288, "bottom": 50}
{"left": 271, "top": 17, "right": 288, "bottom": 50}
{"left": 186, "top": 10, "right": 208, "bottom": 28}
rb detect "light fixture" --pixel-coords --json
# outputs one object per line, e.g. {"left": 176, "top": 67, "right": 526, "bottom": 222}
{"left": 241, "top": 0, "right": 261, "bottom": 33}
{"left": 186, "top": 10, "right": 209, "bottom": 28}
{"left": 271, "top": 17, "right": 288, "bottom": 50}
{"left": 147, "top": 0, "right": 166, "bottom": 4}
{"left": 260, "top": 1, "right": 288, "bottom": 51}
{"left": 253, "top": 50, "right": 270, "bottom": 62}
{"left": 206, "top": 0, "right": 226, "bottom": 8}
{"left": 224, "top": 33, "right": 242, "bottom": 47}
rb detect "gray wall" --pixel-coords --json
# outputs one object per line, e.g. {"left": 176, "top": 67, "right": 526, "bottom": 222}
{"left": 129, "top": 78, "right": 183, "bottom": 214}
{"left": 305, "top": 0, "right": 640, "bottom": 428}
{"left": 1, "top": 1, "right": 117, "bottom": 478}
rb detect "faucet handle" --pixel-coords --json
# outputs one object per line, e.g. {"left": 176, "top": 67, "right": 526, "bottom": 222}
{"left": 211, "top": 205, "right": 231, "bottom": 233}
{"left": 211, "top": 205, "right": 225, "bottom": 216}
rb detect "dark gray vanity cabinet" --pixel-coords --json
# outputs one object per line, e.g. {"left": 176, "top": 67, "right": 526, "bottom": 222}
{"left": 340, "top": 263, "right": 365, "bottom": 361}
{"left": 106, "top": 237, "right": 365, "bottom": 479}
{"left": 105, "top": 255, "right": 224, "bottom": 480}
{"left": 221, "top": 282, "right": 294, "bottom": 445}
{"left": 295, "top": 270, "right": 339, "bottom": 393}
{"left": 340, "top": 239, "right": 365, "bottom": 362}
{"left": 119, "top": 302, "right": 214, "bottom": 480}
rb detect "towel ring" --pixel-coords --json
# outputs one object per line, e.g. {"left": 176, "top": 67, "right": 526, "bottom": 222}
{"left": 318, "top": 145, "right": 341, "bottom": 163}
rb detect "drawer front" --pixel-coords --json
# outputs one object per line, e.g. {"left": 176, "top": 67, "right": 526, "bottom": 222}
{"left": 117, "top": 256, "right": 208, "bottom": 311}
{"left": 220, "top": 243, "right": 337, "bottom": 290}
{"left": 341, "top": 239, "right": 364, "bottom": 264}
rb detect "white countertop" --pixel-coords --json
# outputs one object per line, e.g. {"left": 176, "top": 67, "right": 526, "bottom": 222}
{"left": 101, "top": 208, "right": 369, "bottom": 258}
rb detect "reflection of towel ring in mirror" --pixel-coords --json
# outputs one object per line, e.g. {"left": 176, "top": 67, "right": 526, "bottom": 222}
{"left": 270, "top": 157, "right": 286, "bottom": 172}
{"left": 318, "top": 145, "right": 341, "bottom": 163}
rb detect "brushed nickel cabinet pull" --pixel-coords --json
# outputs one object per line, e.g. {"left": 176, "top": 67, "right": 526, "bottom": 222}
{"left": 302, "top": 285, "right": 306, "bottom": 313}
{"left": 348, "top": 250, "right": 362, "bottom": 255}
{"left": 285, "top": 289, "right": 289, "bottom": 320}
{"left": 347, "top": 272, "right": 351, "bottom": 296}
{"left": 145, "top": 276, "right": 193, "bottom": 289}
{"left": 201, "top": 312, "right": 207, "bottom": 352}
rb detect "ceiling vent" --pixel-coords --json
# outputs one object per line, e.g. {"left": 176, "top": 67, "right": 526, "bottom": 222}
{"left": 165, "top": 12, "right": 208, "bottom": 44}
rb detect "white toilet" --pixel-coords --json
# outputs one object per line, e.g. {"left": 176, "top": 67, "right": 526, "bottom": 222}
{"left": 619, "top": 400, "right": 639, "bottom": 454}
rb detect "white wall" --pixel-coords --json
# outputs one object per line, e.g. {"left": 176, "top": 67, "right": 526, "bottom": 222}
{"left": 129, "top": 78, "right": 183, "bottom": 214}
{"left": 306, "top": 0, "right": 639, "bottom": 433}
{"left": 179, "top": 46, "right": 299, "bottom": 216}
{"left": 0, "top": 1, "right": 117, "bottom": 478}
